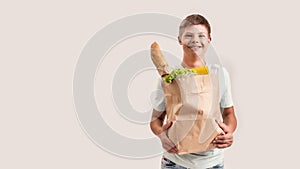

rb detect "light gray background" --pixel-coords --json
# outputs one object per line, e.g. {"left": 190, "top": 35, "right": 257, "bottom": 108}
{"left": 1, "top": 0, "right": 300, "bottom": 168}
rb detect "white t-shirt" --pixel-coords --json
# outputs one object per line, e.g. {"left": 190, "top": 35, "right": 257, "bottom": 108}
{"left": 152, "top": 64, "right": 234, "bottom": 169}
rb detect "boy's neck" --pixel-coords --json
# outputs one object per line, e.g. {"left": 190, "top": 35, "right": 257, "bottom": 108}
{"left": 182, "top": 55, "right": 206, "bottom": 68}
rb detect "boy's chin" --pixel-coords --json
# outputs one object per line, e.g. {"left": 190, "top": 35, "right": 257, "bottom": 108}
{"left": 189, "top": 47, "right": 202, "bottom": 54}
{"left": 190, "top": 51, "right": 202, "bottom": 57}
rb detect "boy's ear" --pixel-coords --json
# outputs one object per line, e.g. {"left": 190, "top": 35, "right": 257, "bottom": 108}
{"left": 178, "top": 36, "right": 182, "bottom": 45}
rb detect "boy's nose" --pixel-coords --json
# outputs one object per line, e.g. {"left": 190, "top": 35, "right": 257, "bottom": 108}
{"left": 191, "top": 37, "right": 200, "bottom": 43}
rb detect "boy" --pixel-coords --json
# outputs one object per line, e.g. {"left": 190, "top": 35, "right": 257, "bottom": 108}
{"left": 150, "top": 14, "right": 237, "bottom": 169}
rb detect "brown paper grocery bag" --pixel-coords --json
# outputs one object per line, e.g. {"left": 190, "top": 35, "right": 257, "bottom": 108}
{"left": 163, "top": 73, "right": 224, "bottom": 154}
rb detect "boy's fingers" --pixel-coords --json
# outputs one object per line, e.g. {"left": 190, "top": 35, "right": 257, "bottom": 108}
{"left": 167, "top": 146, "right": 178, "bottom": 153}
{"left": 215, "top": 120, "right": 229, "bottom": 133}
{"left": 214, "top": 143, "right": 230, "bottom": 148}
{"left": 213, "top": 133, "right": 233, "bottom": 143}
{"left": 215, "top": 135, "right": 226, "bottom": 140}
{"left": 168, "top": 148, "right": 178, "bottom": 154}
{"left": 162, "top": 121, "right": 172, "bottom": 131}
{"left": 213, "top": 139, "right": 227, "bottom": 144}
{"left": 164, "top": 144, "right": 177, "bottom": 152}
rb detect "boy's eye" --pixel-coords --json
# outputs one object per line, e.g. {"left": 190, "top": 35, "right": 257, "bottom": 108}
{"left": 199, "top": 34, "right": 205, "bottom": 38}
{"left": 185, "top": 34, "right": 192, "bottom": 37}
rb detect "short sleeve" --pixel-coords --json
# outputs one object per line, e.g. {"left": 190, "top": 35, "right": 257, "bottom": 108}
{"left": 220, "top": 68, "right": 234, "bottom": 108}
{"left": 150, "top": 78, "right": 166, "bottom": 112}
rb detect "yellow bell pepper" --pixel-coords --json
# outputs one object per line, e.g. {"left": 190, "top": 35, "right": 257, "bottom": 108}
{"left": 190, "top": 66, "right": 209, "bottom": 74}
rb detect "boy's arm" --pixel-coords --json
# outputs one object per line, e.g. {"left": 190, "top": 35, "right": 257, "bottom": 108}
{"left": 213, "top": 106, "right": 237, "bottom": 148}
{"left": 150, "top": 109, "right": 165, "bottom": 135}
{"left": 150, "top": 109, "right": 178, "bottom": 153}
{"left": 222, "top": 106, "right": 237, "bottom": 132}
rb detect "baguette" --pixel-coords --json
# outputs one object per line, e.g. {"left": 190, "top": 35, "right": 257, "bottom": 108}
{"left": 150, "top": 42, "right": 170, "bottom": 77}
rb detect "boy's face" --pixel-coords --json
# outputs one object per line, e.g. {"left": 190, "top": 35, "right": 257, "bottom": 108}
{"left": 178, "top": 24, "right": 211, "bottom": 57}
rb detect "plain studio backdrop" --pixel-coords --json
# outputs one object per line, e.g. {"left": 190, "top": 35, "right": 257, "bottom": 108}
{"left": 1, "top": 0, "right": 299, "bottom": 169}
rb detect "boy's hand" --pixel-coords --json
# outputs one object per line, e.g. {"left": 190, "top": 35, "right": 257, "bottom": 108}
{"left": 158, "top": 121, "right": 178, "bottom": 154}
{"left": 213, "top": 120, "right": 234, "bottom": 148}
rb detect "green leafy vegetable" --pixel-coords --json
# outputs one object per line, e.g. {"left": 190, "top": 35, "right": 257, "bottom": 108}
{"left": 164, "top": 68, "right": 196, "bottom": 83}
